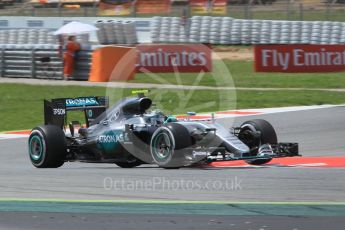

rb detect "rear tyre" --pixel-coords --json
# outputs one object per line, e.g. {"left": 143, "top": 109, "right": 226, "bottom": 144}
{"left": 28, "top": 125, "right": 67, "bottom": 168}
{"left": 150, "top": 123, "right": 192, "bottom": 169}
{"left": 238, "top": 119, "right": 277, "bottom": 165}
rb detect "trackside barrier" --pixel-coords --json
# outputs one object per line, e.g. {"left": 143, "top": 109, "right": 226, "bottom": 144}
{"left": 151, "top": 16, "right": 345, "bottom": 45}
{"left": 95, "top": 20, "right": 138, "bottom": 45}
{"left": 0, "top": 48, "right": 92, "bottom": 80}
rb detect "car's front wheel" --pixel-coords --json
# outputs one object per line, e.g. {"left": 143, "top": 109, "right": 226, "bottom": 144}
{"left": 238, "top": 119, "right": 277, "bottom": 165}
{"left": 28, "top": 125, "right": 67, "bottom": 168}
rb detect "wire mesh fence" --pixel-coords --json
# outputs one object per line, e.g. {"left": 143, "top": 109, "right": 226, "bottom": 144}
{"left": 4, "top": 1, "right": 344, "bottom": 22}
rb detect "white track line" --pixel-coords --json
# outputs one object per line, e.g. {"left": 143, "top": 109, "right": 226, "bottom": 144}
{"left": 185, "top": 104, "right": 342, "bottom": 120}
{"left": 0, "top": 134, "right": 29, "bottom": 140}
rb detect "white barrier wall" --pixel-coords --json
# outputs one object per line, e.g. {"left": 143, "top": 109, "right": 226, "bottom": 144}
{"left": 0, "top": 16, "right": 152, "bottom": 43}
{"left": 151, "top": 16, "right": 188, "bottom": 43}
{"left": 4, "top": 16, "right": 345, "bottom": 45}
{"left": 95, "top": 20, "right": 138, "bottom": 45}
{"left": 151, "top": 16, "right": 345, "bottom": 45}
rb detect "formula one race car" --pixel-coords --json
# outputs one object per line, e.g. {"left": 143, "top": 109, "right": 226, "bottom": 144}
{"left": 28, "top": 92, "right": 299, "bottom": 169}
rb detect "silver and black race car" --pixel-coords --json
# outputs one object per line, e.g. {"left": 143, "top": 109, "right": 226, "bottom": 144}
{"left": 28, "top": 92, "right": 299, "bottom": 169}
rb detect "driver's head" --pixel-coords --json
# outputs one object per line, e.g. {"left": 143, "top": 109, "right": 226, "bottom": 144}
{"left": 150, "top": 110, "right": 166, "bottom": 124}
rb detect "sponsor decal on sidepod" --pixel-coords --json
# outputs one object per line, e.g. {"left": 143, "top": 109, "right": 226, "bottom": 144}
{"left": 97, "top": 133, "right": 130, "bottom": 144}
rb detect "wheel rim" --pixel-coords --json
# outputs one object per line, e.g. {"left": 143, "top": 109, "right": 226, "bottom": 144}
{"left": 152, "top": 131, "right": 173, "bottom": 162}
{"left": 29, "top": 135, "right": 44, "bottom": 161}
{"left": 239, "top": 125, "right": 260, "bottom": 148}
{"left": 240, "top": 129, "right": 256, "bottom": 146}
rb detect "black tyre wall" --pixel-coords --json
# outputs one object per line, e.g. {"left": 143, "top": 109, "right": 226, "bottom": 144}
{"left": 28, "top": 125, "right": 67, "bottom": 168}
{"left": 239, "top": 119, "right": 277, "bottom": 165}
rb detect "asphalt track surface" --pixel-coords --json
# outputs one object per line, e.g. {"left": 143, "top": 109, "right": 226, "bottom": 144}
{"left": 0, "top": 106, "right": 344, "bottom": 229}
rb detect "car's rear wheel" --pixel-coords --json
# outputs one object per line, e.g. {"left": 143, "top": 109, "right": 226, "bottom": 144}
{"left": 150, "top": 123, "right": 192, "bottom": 169}
{"left": 28, "top": 125, "right": 67, "bottom": 168}
{"left": 238, "top": 119, "right": 277, "bottom": 165}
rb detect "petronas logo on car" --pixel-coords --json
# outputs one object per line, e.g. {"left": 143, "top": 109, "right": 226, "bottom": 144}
{"left": 65, "top": 98, "right": 99, "bottom": 107}
{"left": 97, "top": 134, "right": 129, "bottom": 143}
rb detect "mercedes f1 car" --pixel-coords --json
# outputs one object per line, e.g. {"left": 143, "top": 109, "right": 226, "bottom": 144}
{"left": 28, "top": 93, "right": 299, "bottom": 169}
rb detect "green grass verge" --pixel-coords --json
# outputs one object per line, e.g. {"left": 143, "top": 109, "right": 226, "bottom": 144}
{"left": 131, "top": 60, "right": 345, "bottom": 89}
{"left": 0, "top": 83, "right": 344, "bottom": 132}
{"left": 229, "top": 60, "right": 345, "bottom": 89}
{"left": 237, "top": 90, "right": 345, "bottom": 109}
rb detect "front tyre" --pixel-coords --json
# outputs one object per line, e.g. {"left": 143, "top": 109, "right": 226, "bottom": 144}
{"left": 28, "top": 125, "right": 67, "bottom": 168}
{"left": 238, "top": 119, "right": 277, "bottom": 165}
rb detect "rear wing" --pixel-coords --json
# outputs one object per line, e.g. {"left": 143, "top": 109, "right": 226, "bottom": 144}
{"left": 44, "top": 96, "right": 109, "bottom": 129}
